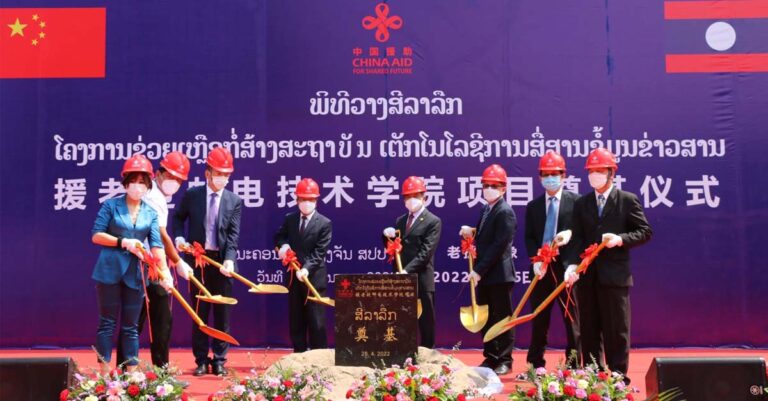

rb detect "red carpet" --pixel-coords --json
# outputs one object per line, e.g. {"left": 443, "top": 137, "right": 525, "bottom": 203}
{"left": 2, "top": 348, "right": 766, "bottom": 400}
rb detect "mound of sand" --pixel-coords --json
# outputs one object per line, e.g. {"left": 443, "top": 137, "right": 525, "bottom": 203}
{"left": 265, "top": 347, "right": 494, "bottom": 401}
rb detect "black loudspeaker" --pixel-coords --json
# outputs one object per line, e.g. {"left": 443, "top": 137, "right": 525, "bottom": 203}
{"left": 0, "top": 357, "right": 76, "bottom": 401}
{"left": 646, "top": 357, "right": 768, "bottom": 401}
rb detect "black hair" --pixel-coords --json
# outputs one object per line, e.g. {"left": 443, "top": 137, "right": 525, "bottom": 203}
{"left": 122, "top": 172, "right": 153, "bottom": 190}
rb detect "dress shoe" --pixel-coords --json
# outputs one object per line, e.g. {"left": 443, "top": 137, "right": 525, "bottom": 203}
{"left": 193, "top": 364, "right": 208, "bottom": 377}
{"left": 494, "top": 364, "right": 512, "bottom": 375}
{"left": 478, "top": 359, "right": 494, "bottom": 369}
{"left": 212, "top": 364, "right": 226, "bottom": 376}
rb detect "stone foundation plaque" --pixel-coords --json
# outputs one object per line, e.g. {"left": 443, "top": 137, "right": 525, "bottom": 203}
{"left": 334, "top": 274, "right": 418, "bottom": 367}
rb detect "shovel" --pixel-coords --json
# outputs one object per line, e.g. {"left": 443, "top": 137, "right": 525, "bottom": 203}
{"left": 510, "top": 230, "right": 572, "bottom": 319}
{"left": 180, "top": 243, "right": 288, "bottom": 294}
{"left": 287, "top": 260, "right": 335, "bottom": 307}
{"left": 390, "top": 230, "right": 423, "bottom": 318}
{"left": 483, "top": 240, "right": 606, "bottom": 343}
{"left": 188, "top": 275, "right": 238, "bottom": 305}
{"left": 137, "top": 246, "right": 240, "bottom": 346}
{"left": 459, "top": 251, "right": 489, "bottom": 333}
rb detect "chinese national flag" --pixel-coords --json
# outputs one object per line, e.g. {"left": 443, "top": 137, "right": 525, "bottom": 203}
{"left": 0, "top": 8, "right": 105, "bottom": 78}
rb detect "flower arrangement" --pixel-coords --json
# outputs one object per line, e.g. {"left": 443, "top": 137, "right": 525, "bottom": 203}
{"left": 345, "top": 357, "right": 475, "bottom": 401}
{"left": 59, "top": 364, "right": 188, "bottom": 401}
{"left": 209, "top": 365, "right": 332, "bottom": 401}
{"left": 509, "top": 362, "right": 638, "bottom": 401}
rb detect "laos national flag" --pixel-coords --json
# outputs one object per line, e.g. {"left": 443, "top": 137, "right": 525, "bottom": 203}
{"left": 0, "top": 8, "right": 106, "bottom": 78}
{"left": 664, "top": 0, "right": 768, "bottom": 73}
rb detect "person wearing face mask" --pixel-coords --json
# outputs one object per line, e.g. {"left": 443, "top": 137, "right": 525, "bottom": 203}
{"left": 172, "top": 147, "right": 242, "bottom": 376}
{"left": 382, "top": 176, "right": 441, "bottom": 348}
{"left": 563, "top": 148, "right": 652, "bottom": 383}
{"left": 116, "top": 151, "right": 192, "bottom": 368}
{"left": 274, "top": 178, "right": 333, "bottom": 353}
{"left": 460, "top": 164, "right": 517, "bottom": 375}
{"left": 90, "top": 154, "right": 169, "bottom": 374}
{"left": 523, "top": 151, "right": 581, "bottom": 370}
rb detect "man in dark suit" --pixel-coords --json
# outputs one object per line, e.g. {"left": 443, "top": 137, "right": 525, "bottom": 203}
{"left": 383, "top": 176, "right": 441, "bottom": 348}
{"left": 462, "top": 164, "right": 517, "bottom": 375}
{"left": 524, "top": 151, "right": 581, "bottom": 368}
{"left": 172, "top": 147, "right": 242, "bottom": 376}
{"left": 564, "top": 148, "right": 652, "bottom": 381}
{"left": 274, "top": 177, "right": 333, "bottom": 353}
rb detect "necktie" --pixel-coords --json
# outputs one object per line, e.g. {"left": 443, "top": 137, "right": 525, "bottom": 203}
{"left": 542, "top": 196, "right": 557, "bottom": 245}
{"left": 207, "top": 192, "right": 219, "bottom": 248}
{"left": 477, "top": 205, "right": 491, "bottom": 233}
{"left": 598, "top": 194, "right": 605, "bottom": 217}
{"left": 300, "top": 216, "right": 308, "bottom": 236}
{"left": 405, "top": 213, "right": 415, "bottom": 233}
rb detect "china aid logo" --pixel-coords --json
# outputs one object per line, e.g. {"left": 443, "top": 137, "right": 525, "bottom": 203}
{"left": 362, "top": 3, "right": 403, "bottom": 42}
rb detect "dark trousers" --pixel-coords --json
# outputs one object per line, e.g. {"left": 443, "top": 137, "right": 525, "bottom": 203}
{"left": 288, "top": 281, "right": 327, "bottom": 352}
{"left": 577, "top": 284, "right": 630, "bottom": 375}
{"left": 192, "top": 254, "right": 233, "bottom": 367}
{"left": 477, "top": 283, "right": 515, "bottom": 367}
{"left": 95, "top": 282, "right": 143, "bottom": 366}
{"left": 117, "top": 282, "right": 172, "bottom": 367}
{"left": 526, "top": 268, "right": 581, "bottom": 368}
{"left": 418, "top": 291, "right": 436, "bottom": 349}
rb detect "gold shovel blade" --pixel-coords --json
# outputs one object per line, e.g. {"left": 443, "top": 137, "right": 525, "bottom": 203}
{"left": 199, "top": 325, "right": 240, "bottom": 346}
{"left": 307, "top": 296, "right": 335, "bottom": 307}
{"left": 482, "top": 314, "right": 532, "bottom": 342}
{"left": 417, "top": 300, "right": 423, "bottom": 319}
{"left": 459, "top": 304, "right": 489, "bottom": 333}
{"left": 248, "top": 284, "right": 289, "bottom": 294}
{"left": 195, "top": 294, "right": 239, "bottom": 305}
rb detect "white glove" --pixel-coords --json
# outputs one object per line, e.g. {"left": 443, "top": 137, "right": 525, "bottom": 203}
{"left": 174, "top": 237, "right": 187, "bottom": 251}
{"left": 554, "top": 230, "right": 572, "bottom": 246}
{"left": 564, "top": 265, "right": 580, "bottom": 287}
{"left": 532, "top": 262, "right": 545, "bottom": 279}
{"left": 383, "top": 227, "right": 397, "bottom": 238}
{"left": 159, "top": 271, "right": 174, "bottom": 291}
{"left": 176, "top": 259, "right": 193, "bottom": 280}
{"left": 459, "top": 225, "right": 474, "bottom": 238}
{"left": 278, "top": 244, "right": 291, "bottom": 259}
{"left": 295, "top": 268, "right": 309, "bottom": 282}
{"left": 121, "top": 239, "right": 144, "bottom": 260}
{"left": 220, "top": 260, "right": 234, "bottom": 277}
{"left": 602, "top": 233, "right": 623, "bottom": 248}
{"left": 468, "top": 271, "right": 481, "bottom": 286}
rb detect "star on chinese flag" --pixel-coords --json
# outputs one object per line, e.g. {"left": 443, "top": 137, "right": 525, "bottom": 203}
{"left": 0, "top": 8, "right": 105, "bottom": 78}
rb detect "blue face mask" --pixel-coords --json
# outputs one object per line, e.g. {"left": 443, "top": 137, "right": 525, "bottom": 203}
{"left": 541, "top": 175, "right": 561, "bottom": 192}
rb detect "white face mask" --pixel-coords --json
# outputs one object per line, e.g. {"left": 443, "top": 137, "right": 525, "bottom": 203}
{"left": 211, "top": 176, "right": 229, "bottom": 191}
{"left": 405, "top": 198, "right": 423, "bottom": 213}
{"left": 299, "top": 200, "right": 316, "bottom": 215}
{"left": 588, "top": 172, "right": 609, "bottom": 189}
{"left": 160, "top": 179, "right": 181, "bottom": 196}
{"left": 126, "top": 183, "right": 148, "bottom": 201}
{"left": 483, "top": 187, "right": 502, "bottom": 203}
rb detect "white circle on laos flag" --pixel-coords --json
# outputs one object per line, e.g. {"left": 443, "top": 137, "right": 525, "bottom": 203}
{"left": 705, "top": 21, "right": 736, "bottom": 51}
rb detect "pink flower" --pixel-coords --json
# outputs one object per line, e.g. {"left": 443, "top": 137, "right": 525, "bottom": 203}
{"left": 575, "top": 388, "right": 588, "bottom": 399}
{"left": 535, "top": 367, "right": 548, "bottom": 376}
{"left": 547, "top": 382, "right": 560, "bottom": 394}
{"left": 233, "top": 385, "right": 246, "bottom": 396}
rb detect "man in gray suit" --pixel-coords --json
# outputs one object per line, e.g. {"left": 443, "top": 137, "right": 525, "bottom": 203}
{"left": 173, "top": 147, "right": 242, "bottom": 376}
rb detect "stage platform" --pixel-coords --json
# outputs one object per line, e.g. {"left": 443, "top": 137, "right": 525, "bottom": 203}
{"left": 2, "top": 348, "right": 766, "bottom": 400}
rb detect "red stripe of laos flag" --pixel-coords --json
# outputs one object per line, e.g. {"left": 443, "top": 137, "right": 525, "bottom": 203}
{"left": 0, "top": 8, "right": 106, "bottom": 78}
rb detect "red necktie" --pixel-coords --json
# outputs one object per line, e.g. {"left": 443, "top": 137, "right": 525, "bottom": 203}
{"left": 405, "top": 213, "right": 415, "bottom": 233}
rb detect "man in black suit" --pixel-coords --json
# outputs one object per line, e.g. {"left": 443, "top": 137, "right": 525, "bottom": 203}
{"left": 172, "top": 147, "right": 242, "bottom": 376}
{"left": 462, "top": 164, "right": 517, "bottom": 375}
{"left": 274, "top": 177, "right": 333, "bottom": 353}
{"left": 383, "top": 176, "right": 441, "bottom": 348}
{"left": 564, "top": 148, "right": 652, "bottom": 381}
{"left": 524, "top": 151, "right": 581, "bottom": 368}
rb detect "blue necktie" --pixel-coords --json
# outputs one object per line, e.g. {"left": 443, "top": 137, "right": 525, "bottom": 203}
{"left": 598, "top": 194, "right": 605, "bottom": 217}
{"left": 542, "top": 197, "right": 557, "bottom": 245}
{"left": 207, "top": 192, "right": 219, "bottom": 248}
